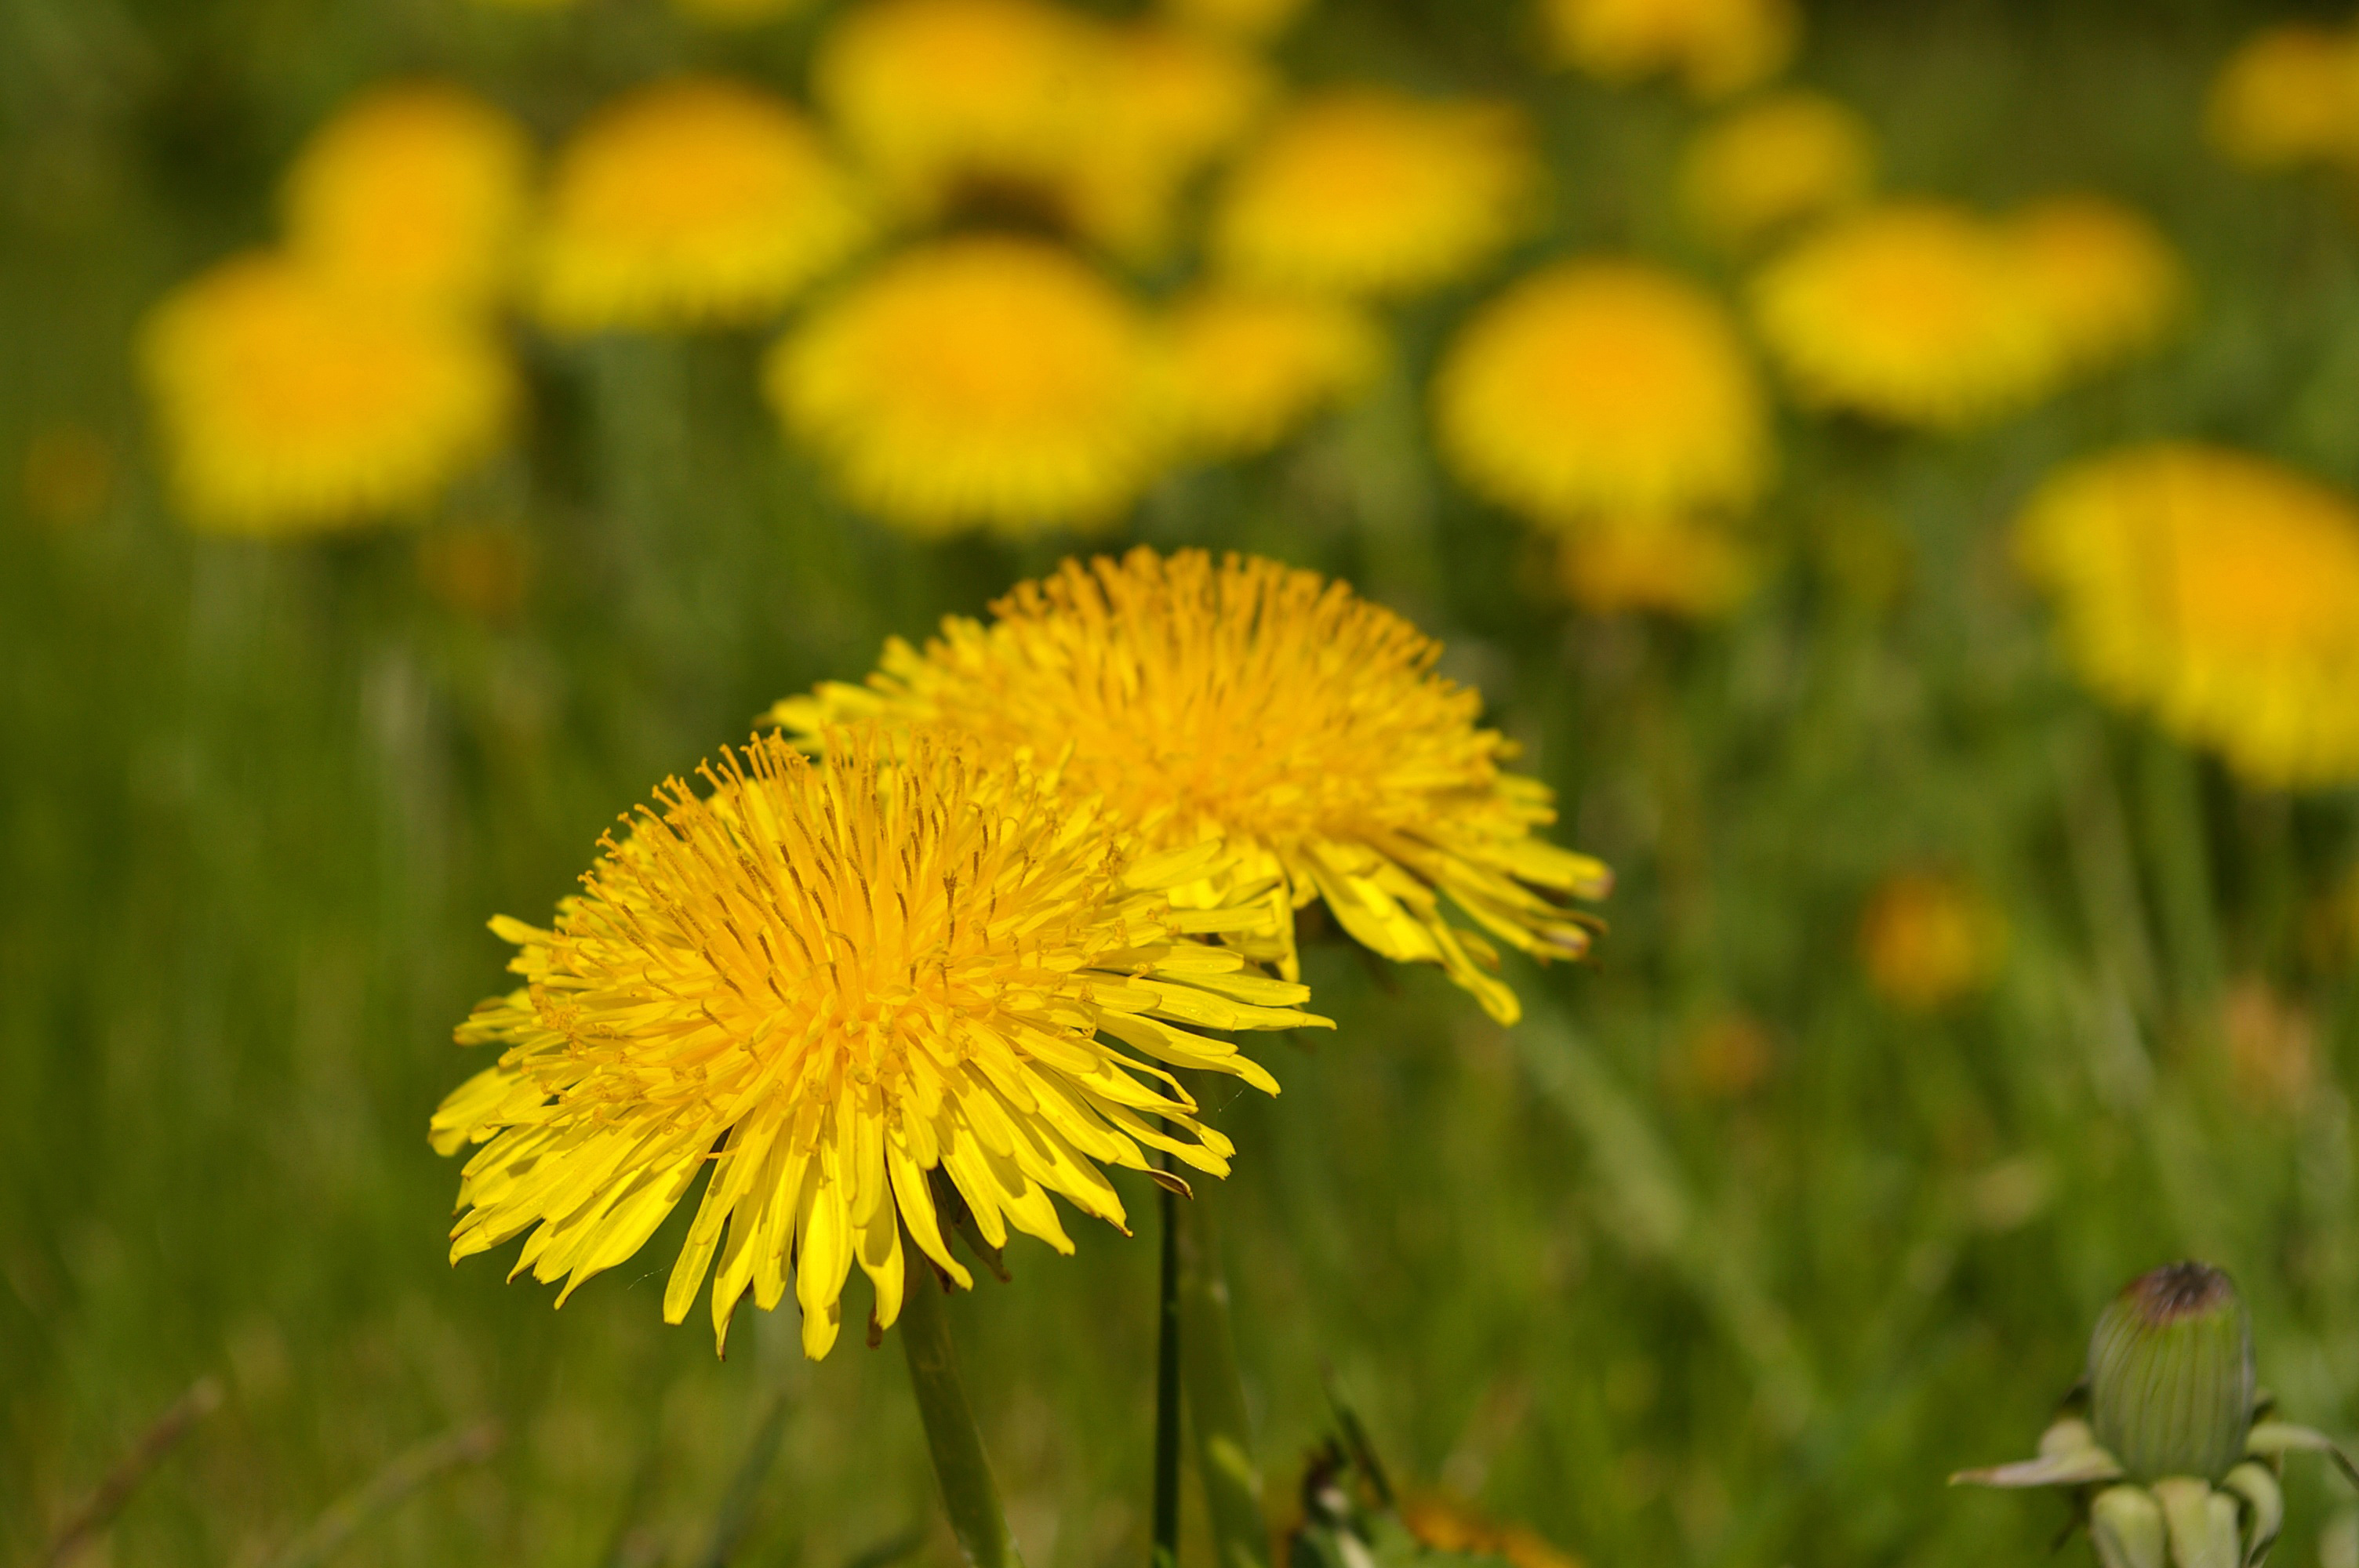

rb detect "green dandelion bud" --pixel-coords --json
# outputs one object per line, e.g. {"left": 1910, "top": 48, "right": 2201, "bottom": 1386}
{"left": 2089, "top": 1262, "right": 2255, "bottom": 1484}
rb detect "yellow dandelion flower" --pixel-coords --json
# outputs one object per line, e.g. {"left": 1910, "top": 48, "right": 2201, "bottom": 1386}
{"left": 1540, "top": 0, "right": 1798, "bottom": 100}
{"left": 139, "top": 252, "right": 515, "bottom": 534}
{"left": 768, "top": 549, "right": 1611, "bottom": 1025}
{"left": 1678, "top": 89, "right": 1875, "bottom": 248}
{"left": 1161, "top": 289, "right": 1383, "bottom": 458}
{"left": 2205, "top": 24, "right": 2359, "bottom": 170}
{"left": 1557, "top": 513, "right": 1756, "bottom": 619}
{"left": 1157, "top": 0, "right": 1309, "bottom": 42}
{"left": 1856, "top": 867, "right": 2008, "bottom": 1013}
{"left": 2005, "top": 194, "right": 2187, "bottom": 376}
{"left": 1210, "top": 91, "right": 1539, "bottom": 299}
{"left": 2014, "top": 442, "right": 2359, "bottom": 789}
{"left": 1750, "top": 201, "right": 2055, "bottom": 430}
{"left": 766, "top": 236, "right": 1168, "bottom": 535}
{"left": 282, "top": 82, "right": 531, "bottom": 311}
{"left": 1434, "top": 260, "right": 1769, "bottom": 521}
{"left": 1074, "top": 25, "right": 1274, "bottom": 256}
{"left": 431, "top": 723, "right": 1321, "bottom": 1360}
{"left": 529, "top": 76, "right": 868, "bottom": 333}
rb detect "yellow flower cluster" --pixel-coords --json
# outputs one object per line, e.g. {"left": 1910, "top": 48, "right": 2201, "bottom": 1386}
{"left": 434, "top": 550, "right": 1608, "bottom": 1355}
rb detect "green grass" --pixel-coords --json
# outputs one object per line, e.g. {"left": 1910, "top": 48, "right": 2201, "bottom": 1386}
{"left": 9, "top": 1, "right": 2359, "bottom": 1564}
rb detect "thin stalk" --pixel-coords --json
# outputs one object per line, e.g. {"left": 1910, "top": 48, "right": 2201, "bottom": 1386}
{"left": 2137, "top": 732, "right": 2225, "bottom": 1021}
{"left": 1152, "top": 1176, "right": 1183, "bottom": 1568}
{"left": 900, "top": 1265, "right": 1025, "bottom": 1568}
{"left": 1176, "top": 1152, "right": 1270, "bottom": 1568}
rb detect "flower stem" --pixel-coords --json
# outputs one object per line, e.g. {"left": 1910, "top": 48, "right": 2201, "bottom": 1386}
{"left": 1177, "top": 1174, "right": 1271, "bottom": 1568}
{"left": 900, "top": 1266, "right": 1025, "bottom": 1568}
{"left": 1153, "top": 1176, "right": 1183, "bottom": 1568}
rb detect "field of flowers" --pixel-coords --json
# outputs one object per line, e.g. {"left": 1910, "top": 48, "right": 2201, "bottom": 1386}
{"left": 9, "top": 1, "right": 2359, "bottom": 1565}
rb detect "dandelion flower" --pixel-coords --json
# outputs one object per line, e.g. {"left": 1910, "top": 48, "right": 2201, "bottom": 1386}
{"left": 1857, "top": 867, "right": 2008, "bottom": 1012}
{"left": 1161, "top": 289, "right": 1383, "bottom": 458}
{"left": 1751, "top": 201, "right": 2055, "bottom": 430}
{"left": 2005, "top": 194, "right": 2186, "bottom": 376}
{"left": 282, "top": 81, "right": 532, "bottom": 310}
{"left": 1434, "top": 260, "right": 1769, "bottom": 521}
{"left": 1679, "top": 89, "right": 1875, "bottom": 248}
{"left": 2014, "top": 443, "right": 2359, "bottom": 789}
{"left": 1158, "top": 0, "right": 1310, "bottom": 42}
{"left": 529, "top": 76, "right": 868, "bottom": 333}
{"left": 431, "top": 724, "right": 1321, "bottom": 1360}
{"left": 766, "top": 236, "right": 1169, "bottom": 535}
{"left": 1558, "top": 513, "right": 1756, "bottom": 619}
{"left": 769, "top": 549, "right": 1611, "bottom": 1025}
{"left": 2205, "top": 24, "right": 2359, "bottom": 170}
{"left": 1541, "top": 0, "right": 1798, "bottom": 100}
{"left": 1211, "top": 91, "right": 1539, "bottom": 299}
{"left": 140, "top": 252, "right": 515, "bottom": 533}
{"left": 1074, "top": 26, "right": 1273, "bottom": 256}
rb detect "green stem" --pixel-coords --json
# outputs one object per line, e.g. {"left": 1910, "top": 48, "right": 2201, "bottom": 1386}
{"left": 1176, "top": 1178, "right": 1272, "bottom": 1568}
{"left": 900, "top": 1267, "right": 1025, "bottom": 1568}
{"left": 2137, "top": 732, "right": 2225, "bottom": 1021}
{"left": 1153, "top": 1179, "right": 1183, "bottom": 1568}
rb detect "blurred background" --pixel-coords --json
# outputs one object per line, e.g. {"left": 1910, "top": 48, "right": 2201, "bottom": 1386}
{"left": 10, "top": 0, "right": 2359, "bottom": 1563}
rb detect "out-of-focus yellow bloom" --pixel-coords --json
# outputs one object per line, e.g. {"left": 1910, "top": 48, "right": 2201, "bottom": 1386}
{"left": 432, "top": 724, "right": 1319, "bottom": 1360}
{"left": 1434, "top": 260, "right": 1769, "bottom": 521}
{"left": 1076, "top": 26, "right": 1272, "bottom": 256}
{"left": 1210, "top": 91, "right": 1539, "bottom": 299}
{"left": 529, "top": 76, "right": 868, "bottom": 333}
{"left": 1679, "top": 89, "right": 1875, "bottom": 247}
{"left": 1540, "top": 0, "right": 1798, "bottom": 100}
{"left": 1557, "top": 513, "right": 1755, "bottom": 619}
{"left": 669, "top": 0, "right": 812, "bottom": 24}
{"left": 282, "top": 81, "right": 532, "bottom": 311}
{"left": 770, "top": 549, "right": 1612, "bottom": 1025}
{"left": 765, "top": 236, "right": 1168, "bottom": 535}
{"left": 1751, "top": 201, "right": 2055, "bottom": 430}
{"left": 2205, "top": 24, "right": 2359, "bottom": 170}
{"left": 2015, "top": 443, "right": 2359, "bottom": 789}
{"left": 140, "top": 252, "right": 515, "bottom": 534}
{"left": 1856, "top": 867, "right": 2008, "bottom": 1012}
{"left": 1158, "top": 0, "right": 1310, "bottom": 42}
{"left": 2004, "top": 194, "right": 2186, "bottom": 376}
{"left": 1161, "top": 289, "right": 1382, "bottom": 458}
{"left": 1402, "top": 1491, "right": 1586, "bottom": 1568}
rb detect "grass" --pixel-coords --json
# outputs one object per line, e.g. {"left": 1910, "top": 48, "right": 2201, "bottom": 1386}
{"left": 7, "top": 0, "right": 2359, "bottom": 1564}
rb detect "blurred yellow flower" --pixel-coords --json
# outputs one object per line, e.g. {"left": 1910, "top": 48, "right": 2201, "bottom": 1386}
{"left": 1558, "top": 512, "right": 1756, "bottom": 619}
{"left": 431, "top": 724, "right": 1318, "bottom": 1360}
{"left": 765, "top": 236, "right": 1168, "bottom": 535}
{"left": 282, "top": 81, "right": 532, "bottom": 311}
{"left": 1434, "top": 260, "right": 1769, "bottom": 521}
{"left": 140, "top": 252, "right": 515, "bottom": 534}
{"left": 1161, "top": 289, "right": 1382, "bottom": 458}
{"left": 769, "top": 549, "right": 1612, "bottom": 1025}
{"left": 2005, "top": 194, "right": 2186, "bottom": 376}
{"left": 1158, "top": 0, "right": 1310, "bottom": 41}
{"left": 529, "top": 76, "right": 868, "bottom": 333}
{"left": 1075, "top": 25, "right": 1273, "bottom": 256}
{"left": 1402, "top": 1491, "right": 1586, "bottom": 1568}
{"left": 2205, "top": 23, "right": 2359, "bottom": 170}
{"left": 1856, "top": 867, "right": 2008, "bottom": 1012}
{"left": 1541, "top": 0, "right": 1798, "bottom": 100}
{"left": 1210, "top": 91, "right": 1539, "bottom": 299}
{"left": 1678, "top": 89, "right": 1875, "bottom": 248}
{"left": 1750, "top": 201, "right": 2055, "bottom": 430}
{"left": 2014, "top": 442, "right": 2359, "bottom": 789}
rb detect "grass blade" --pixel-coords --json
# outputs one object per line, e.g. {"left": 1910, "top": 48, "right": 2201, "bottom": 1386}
{"left": 41, "top": 1376, "right": 224, "bottom": 1567}
{"left": 262, "top": 1421, "right": 500, "bottom": 1568}
{"left": 900, "top": 1259, "right": 1025, "bottom": 1568}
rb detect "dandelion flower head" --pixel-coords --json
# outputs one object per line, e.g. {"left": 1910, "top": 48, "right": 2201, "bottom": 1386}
{"left": 2005, "top": 194, "right": 2187, "bottom": 376}
{"left": 529, "top": 76, "right": 869, "bottom": 333}
{"left": 765, "top": 236, "right": 1169, "bottom": 536}
{"left": 769, "top": 549, "right": 1612, "bottom": 1025}
{"left": 2206, "top": 23, "right": 2359, "bottom": 170}
{"left": 431, "top": 724, "right": 1321, "bottom": 1360}
{"left": 1161, "top": 289, "right": 1383, "bottom": 459}
{"left": 1073, "top": 26, "right": 1273, "bottom": 256}
{"left": 1750, "top": 201, "right": 2055, "bottom": 430}
{"left": 1678, "top": 89, "right": 1875, "bottom": 248}
{"left": 1540, "top": 0, "right": 1799, "bottom": 100}
{"left": 1557, "top": 512, "right": 1756, "bottom": 619}
{"left": 140, "top": 252, "right": 515, "bottom": 534}
{"left": 1856, "top": 867, "right": 2008, "bottom": 1013}
{"left": 2015, "top": 442, "right": 2359, "bottom": 789}
{"left": 282, "top": 81, "right": 532, "bottom": 310}
{"left": 1435, "top": 260, "right": 1770, "bottom": 522}
{"left": 1211, "top": 91, "right": 1539, "bottom": 299}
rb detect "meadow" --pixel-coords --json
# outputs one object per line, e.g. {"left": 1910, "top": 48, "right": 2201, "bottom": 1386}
{"left": 8, "top": 1, "right": 2359, "bottom": 1565}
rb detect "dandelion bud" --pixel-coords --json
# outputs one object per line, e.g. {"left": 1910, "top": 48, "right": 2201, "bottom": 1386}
{"left": 2088, "top": 1262, "right": 2255, "bottom": 1483}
